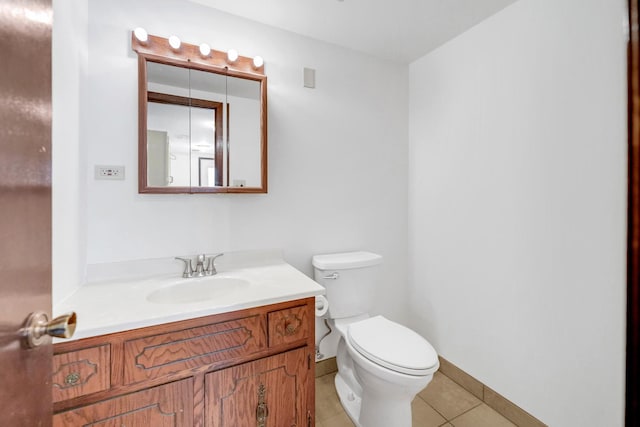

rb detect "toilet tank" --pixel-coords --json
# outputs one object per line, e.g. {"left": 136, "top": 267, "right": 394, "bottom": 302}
{"left": 312, "top": 251, "right": 383, "bottom": 319}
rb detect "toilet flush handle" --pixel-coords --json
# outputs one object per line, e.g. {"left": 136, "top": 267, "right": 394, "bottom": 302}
{"left": 322, "top": 272, "right": 340, "bottom": 280}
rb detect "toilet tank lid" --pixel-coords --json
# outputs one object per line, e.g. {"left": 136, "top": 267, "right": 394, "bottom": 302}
{"left": 312, "top": 251, "right": 382, "bottom": 270}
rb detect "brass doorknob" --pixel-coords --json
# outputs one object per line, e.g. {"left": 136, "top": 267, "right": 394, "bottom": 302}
{"left": 22, "top": 311, "right": 77, "bottom": 348}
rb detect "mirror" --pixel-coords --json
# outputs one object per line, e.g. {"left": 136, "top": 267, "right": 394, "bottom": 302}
{"left": 133, "top": 34, "right": 267, "bottom": 193}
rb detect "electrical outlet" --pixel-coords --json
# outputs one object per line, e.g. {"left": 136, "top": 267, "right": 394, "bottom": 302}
{"left": 95, "top": 165, "right": 125, "bottom": 180}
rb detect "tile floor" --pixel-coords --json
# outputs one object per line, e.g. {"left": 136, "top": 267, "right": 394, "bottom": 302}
{"left": 316, "top": 371, "right": 517, "bottom": 427}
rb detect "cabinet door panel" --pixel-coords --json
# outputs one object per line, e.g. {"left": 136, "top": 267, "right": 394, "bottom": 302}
{"left": 205, "top": 347, "right": 309, "bottom": 427}
{"left": 53, "top": 378, "right": 193, "bottom": 427}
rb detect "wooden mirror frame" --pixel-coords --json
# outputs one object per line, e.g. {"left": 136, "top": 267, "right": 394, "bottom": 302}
{"left": 132, "top": 33, "right": 268, "bottom": 194}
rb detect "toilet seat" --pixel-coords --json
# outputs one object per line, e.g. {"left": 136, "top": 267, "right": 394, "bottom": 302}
{"left": 347, "top": 316, "right": 438, "bottom": 376}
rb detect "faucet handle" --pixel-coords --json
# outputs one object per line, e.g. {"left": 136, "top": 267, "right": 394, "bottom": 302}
{"left": 205, "top": 253, "right": 224, "bottom": 275}
{"left": 175, "top": 257, "right": 194, "bottom": 278}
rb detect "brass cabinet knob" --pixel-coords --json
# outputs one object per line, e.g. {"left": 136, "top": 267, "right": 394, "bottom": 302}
{"left": 64, "top": 372, "right": 80, "bottom": 386}
{"left": 285, "top": 322, "right": 297, "bottom": 335}
{"left": 22, "top": 311, "right": 77, "bottom": 348}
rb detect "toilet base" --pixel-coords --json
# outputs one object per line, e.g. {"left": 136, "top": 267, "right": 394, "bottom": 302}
{"left": 335, "top": 373, "right": 362, "bottom": 427}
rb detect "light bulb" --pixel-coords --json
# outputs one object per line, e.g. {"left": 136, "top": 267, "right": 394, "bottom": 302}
{"left": 199, "top": 43, "right": 211, "bottom": 57}
{"left": 253, "top": 56, "right": 264, "bottom": 68}
{"left": 227, "top": 49, "right": 238, "bottom": 62}
{"left": 133, "top": 27, "right": 148, "bottom": 43}
{"left": 169, "top": 35, "right": 181, "bottom": 50}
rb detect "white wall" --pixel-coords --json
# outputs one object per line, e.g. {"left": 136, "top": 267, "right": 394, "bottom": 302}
{"left": 52, "top": 0, "right": 409, "bottom": 324}
{"left": 408, "top": 0, "right": 627, "bottom": 425}
{"left": 52, "top": 0, "right": 88, "bottom": 304}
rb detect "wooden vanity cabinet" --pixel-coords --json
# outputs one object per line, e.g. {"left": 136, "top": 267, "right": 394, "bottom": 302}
{"left": 52, "top": 298, "right": 315, "bottom": 427}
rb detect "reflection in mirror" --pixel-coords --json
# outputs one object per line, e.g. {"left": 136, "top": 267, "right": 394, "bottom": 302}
{"left": 227, "top": 76, "right": 261, "bottom": 188}
{"left": 146, "top": 63, "right": 225, "bottom": 188}
{"left": 133, "top": 33, "right": 267, "bottom": 194}
{"left": 189, "top": 69, "right": 226, "bottom": 187}
{"left": 146, "top": 62, "right": 189, "bottom": 187}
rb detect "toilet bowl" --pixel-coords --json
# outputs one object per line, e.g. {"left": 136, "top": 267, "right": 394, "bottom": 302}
{"left": 313, "top": 252, "right": 439, "bottom": 427}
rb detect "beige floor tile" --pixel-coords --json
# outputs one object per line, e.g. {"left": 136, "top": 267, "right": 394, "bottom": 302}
{"left": 317, "top": 411, "right": 356, "bottom": 427}
{"left": 316, "top": 372, "right": 337, "bottom": 396}
{"left": 316, "top": 373, "right": 345, "bottom": 422}
{"left": 418, "top": 372, "right": 482, "bottom": 420}
{"left": 412, "top": 397, "right": 447, "bottom": 427}
{"left": 449, "top": 404, "right": 517, "bottom": 427}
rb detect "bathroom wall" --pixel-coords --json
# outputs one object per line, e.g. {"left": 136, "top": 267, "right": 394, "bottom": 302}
{"left": 52, "top": 0, "right": 410, "bottom": 323}
{"left": 407, "top": 0, "right": 627, "bottom": 425}
{"left": 52, "top": 0, "right": 88, "bottom": 303}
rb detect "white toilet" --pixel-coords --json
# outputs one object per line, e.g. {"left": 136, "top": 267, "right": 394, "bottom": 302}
{"left": 313, "top": 251, "right": 439, "bottom": 427}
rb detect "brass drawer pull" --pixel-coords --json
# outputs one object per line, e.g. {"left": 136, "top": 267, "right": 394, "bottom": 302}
{"left": 64, "top": 372, "right": 80, "bottom": 386}
{"left": 256, "top": 384, "right": 268, "bottom": 427}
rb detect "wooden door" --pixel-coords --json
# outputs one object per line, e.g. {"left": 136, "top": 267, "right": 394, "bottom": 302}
{"left": 205, "top": 347, "right": 311, "bottom": 427}
{"left": 0, "top": 0, "right": 53, "bottom": 426}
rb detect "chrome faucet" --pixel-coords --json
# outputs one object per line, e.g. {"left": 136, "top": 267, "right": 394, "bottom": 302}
{"left": 175, "top": 253, "right": 224, "bottom": 278}
{"left": 206, "top": 253, "right": 224, "bottom": 275}
{"left": 175, "top": 257, "right": 194, "bottom": 278}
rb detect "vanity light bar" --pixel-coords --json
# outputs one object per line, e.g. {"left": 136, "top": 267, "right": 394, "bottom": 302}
{"left": 131, "top": 29, "right": 265, "bottom": 75}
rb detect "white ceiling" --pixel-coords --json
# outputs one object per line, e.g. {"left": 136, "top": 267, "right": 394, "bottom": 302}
{"left": 188, "top": 0, "right": 517, "bottom": 63}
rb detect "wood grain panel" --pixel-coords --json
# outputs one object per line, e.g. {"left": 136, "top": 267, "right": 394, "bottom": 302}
{"left": 0, "top": 0, "right": 52, "bottom": 424}
{"left": 123, "top": 315, "right": 266, "bottom": 384}
{"left": 267, "top": 305, "right": 309, "bottom": 347}
{"left": 205, "top": 347, "right": 309, "bottom": 427}
{"left": 52, "top": 345, "right": 110, "bottom": 402}
{"left": 52, "top": 378, "right": 193, "bottom": 427}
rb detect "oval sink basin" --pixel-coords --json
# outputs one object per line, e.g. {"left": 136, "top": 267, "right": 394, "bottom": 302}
{"left": 147, "top": 277, "right": 250, "bottom": 304}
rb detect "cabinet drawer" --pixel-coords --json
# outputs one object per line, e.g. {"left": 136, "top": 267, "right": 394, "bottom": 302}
{"left": 268, "top": 305, "right": 309, "bottom": 347}
{"left": 123, "top": 314, "right": 266, "bottom": 384}
{"left": 53, "top": 378, "right": 193, "bottom": 427}
{"left": 52, "top": 344, "right": 110, "bottom": 403}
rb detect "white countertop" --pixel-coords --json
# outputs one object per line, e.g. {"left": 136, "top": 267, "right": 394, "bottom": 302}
{"left": 54, "top": 251, "right": 325, "bottom": 342}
